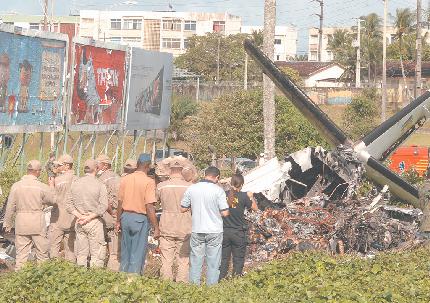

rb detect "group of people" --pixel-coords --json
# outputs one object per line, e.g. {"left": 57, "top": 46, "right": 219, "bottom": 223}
{"left": 2, "top": 152, "right": 259, "bottom": 285}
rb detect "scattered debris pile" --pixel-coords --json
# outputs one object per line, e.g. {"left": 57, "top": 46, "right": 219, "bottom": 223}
{"left": 242, "top": 146, "right": 422, "bottom": 263}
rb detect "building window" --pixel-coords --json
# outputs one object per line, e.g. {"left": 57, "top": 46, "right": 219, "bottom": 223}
{"left": 184, "top": 20, "right": 196, "bottom": 31}
{"left": 184, "top": 38, "right": 190, "bottom": 49}
{"left": 110, "top": 37, "right": 121, "bottom": 43}
{"left": 110, "top": 19, "right": 121, "bottom": 30}
{"left": 29, "top": 23, "right": 40, "bottom": 30}
{"left": 82, "top": 18, "right": 94, "bottom": 23}
{"left": 310, "top": 51, "right": 317, "bottom": 61}
{"left": 123, "top": 19, "right": 142, "bottom": 30}
{"left": 274, "top": 38, "right": 282, "bottom": 45}
{"left": 276, "top": 55, "right": 280, "bottom": 61}
{"left": 162, "top": 19, "right": 181, "bottom": 31}
{"left": 162, "top": 38, "right": 181, "bottom": 49}
{"left": 213, "top": 21, "right": 225, "bottom": 33}
{"left": 123, "top": 37, "right": 141, "bottom": 43}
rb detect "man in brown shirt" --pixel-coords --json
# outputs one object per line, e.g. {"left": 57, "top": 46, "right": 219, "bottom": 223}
{"left": 96, "top": 154, "right": 120, "bottom": 270}
{"left": 116, "top": 153, "right": 160, "bottom": 274}
{"left": 3, "top": 160, "right": 54, "bottom": 270}
{"left": 157, "top": 161, "right": 192, "bottom": 282}
{"left": 49, "top": 154, "right": 78, "bottom": 262}
{"left": 66, "top": 159, "right": 108, "bottom": 267}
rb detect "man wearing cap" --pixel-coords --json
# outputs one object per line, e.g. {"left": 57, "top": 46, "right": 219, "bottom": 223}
{"left": 66, "top": 159, "right": 108, "bottom": 267}
{"left": 49, "top": 154, "right": 78, "bottom": 262}
{"left": 116, "top": 153, "right": 160, "bottom": 274}
{"left": 157, "top": 161, "right": 192, "bottom": 282}
{"left": 122, "top": 159, "right": 137, "bottom": 177}
{"left": 3, "top": 160, "right": 55, "bottom": 270}
{"left": 96, "top": 154, "right": 121, "bottom": 270}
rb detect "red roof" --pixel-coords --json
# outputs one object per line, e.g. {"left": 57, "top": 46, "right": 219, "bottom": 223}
{"left": 275, "top": 61, "right": 343, "bottom": 78}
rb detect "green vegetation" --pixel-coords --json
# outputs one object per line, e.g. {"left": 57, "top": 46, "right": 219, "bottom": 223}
{"left": 1, "top": 249, "right": 430, "bottom": 302}
{"left": 184, "top": 89, "right": 327, "bottom": 165}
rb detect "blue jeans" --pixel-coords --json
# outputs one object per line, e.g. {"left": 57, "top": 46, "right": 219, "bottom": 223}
{"left": 120, "top": 212, "right": 149, "bottom": 274}
{"left": 189, "top": 232, "right": 223, "bottom": 286}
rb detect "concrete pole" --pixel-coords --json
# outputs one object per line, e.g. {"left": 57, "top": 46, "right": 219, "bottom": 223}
{"left": 416, "top": 0, "right": 423, "bottom": 98}
{"left": 382, "top": 0, "right": 387, "bottom": 122}
{"left": 216, "top": 36, "right": 220, "bottom": 84}
{"left": 318, "top": 0, "right": 324, "bottom": 62}
{"left": 356, "top": 19, "right": 362, "bottom": 88}
{"left": 244, "top": 53, "right": 248, "bottom": 90}
{"left": 263, "top": 0, "right": 276, "bottom": 160}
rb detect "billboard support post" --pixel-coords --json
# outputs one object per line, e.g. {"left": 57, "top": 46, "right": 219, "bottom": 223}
{"left": 76, "top": 131, "right": 83, "bottom": 176}
{"left": 39, "top": 133, "right": 44, "bottom": 163}
{"left": 162, "top": 130, "right": 168, "bottom": 158}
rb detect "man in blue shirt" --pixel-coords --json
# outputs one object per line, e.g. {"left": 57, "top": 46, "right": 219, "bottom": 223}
{"left": 181, "top": 166, "right": 229, "bottom": 285}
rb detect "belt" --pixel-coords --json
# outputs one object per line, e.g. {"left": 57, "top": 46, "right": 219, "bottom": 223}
{"left": 123, "top": 210, "right": 147, "bottom": 216}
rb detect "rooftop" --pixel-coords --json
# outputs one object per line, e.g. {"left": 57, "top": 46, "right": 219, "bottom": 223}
{"left": 276, "top": 61, "right": 344, "bottom": 77}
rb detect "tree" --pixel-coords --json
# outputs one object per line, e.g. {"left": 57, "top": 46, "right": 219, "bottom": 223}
{"left": 168, "top": 96, "right": 198, "bottom": 142}
{"left": 175, "top": 33, "right": 263, "bottom": 82}
{"left": 327, "top": 29, "right": 356, "bottom": 80}
{"left": 342, "top": 89, "right": 380, "bottom": 140}
{"left": 361, "top": 13, "right": 383, "bottom": 85}
{"left": 393, "top": 8, "right": 415, "bottom": 86}
{"left": 184, "top": 89, "right": 327, "bottom": 166}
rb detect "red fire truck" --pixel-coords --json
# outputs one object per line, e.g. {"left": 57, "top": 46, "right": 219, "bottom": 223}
{"left": 389, "top": 145, "right": 429, "bottom": 176}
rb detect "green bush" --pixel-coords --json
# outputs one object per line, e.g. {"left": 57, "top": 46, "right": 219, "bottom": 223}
{"left": 2, "top": 249, "right": 430, "bottom": 302}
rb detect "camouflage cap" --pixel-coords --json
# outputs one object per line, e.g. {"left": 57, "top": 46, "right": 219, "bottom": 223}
{"left": 84, "top": 159, "right": 97, "bottom": 171}
{"left": 58, "top": 154, "right": 73, "bottom": 164}
{"left": 124, "top": 158, "right": 137, "bottom": 169}
{"left": 170, "top": 161, "right": 183, "bottom": 169}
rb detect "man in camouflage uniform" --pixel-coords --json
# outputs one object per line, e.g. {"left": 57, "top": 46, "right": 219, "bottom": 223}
{"left": 3, "top": 160, "right": 54, "bottom": 270}
{"left": 96, "top": 154, "right": 120, "bottom": 270}
{"left": 49, "top": 154, "right": 78, "bottom": 262}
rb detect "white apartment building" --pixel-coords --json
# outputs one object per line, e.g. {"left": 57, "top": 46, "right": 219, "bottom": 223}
{"left": 79, "top": 10, "right": 242, "bottom": 56}
{"left": 307, "top": 25, "right": 430, "bottom": 62}
{"left": 241, "top": 25, "right": 298, "bottom": 61}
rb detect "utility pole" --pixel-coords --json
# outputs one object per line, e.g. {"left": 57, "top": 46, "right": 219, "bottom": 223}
{"left": 416, "top": 0, "right": 423, "bottom": 98}
{"left": 382, "top": 0, "right": 387, "bottom": 121}
{"left": 216, "top": 36, "right": 220, "bottom": 84}
{"left": 244, "top": 53, "right": 248, "bottom": 90}
{"left": 313, "top": 0, "right": 324, "bottom": 62}
{"left": 43, "top": 0, "right": 49, "bottom": 31}
{"left": 355, "top": 19, "right": 362, "bottom": 88}
{"left": 263, "top": 0, "right": 276, "bottom": 160}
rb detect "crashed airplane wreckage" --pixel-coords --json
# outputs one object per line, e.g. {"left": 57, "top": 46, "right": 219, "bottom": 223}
{"left": 239, "top": 39, "right": 427, "bottom": 261}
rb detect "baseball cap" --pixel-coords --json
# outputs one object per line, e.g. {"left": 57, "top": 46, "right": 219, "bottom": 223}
{"left": 58, "top": 154, "right": 73, "bottom": 165}
{"left": 124, "top": 158, "right": 137, "bottom": 169}
{"left": 138, "top": 153, "right": 151, "bottom": 164}
{"left": 27, "top": 160, "right": 42, "bottom": 171}
{"left": 96, "top": 154, "right": 111, "bottom": 164}
{"left": 84, "top": 159, "right": 97, "bottom": 171}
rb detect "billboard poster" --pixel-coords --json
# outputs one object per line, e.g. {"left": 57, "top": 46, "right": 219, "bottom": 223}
{"left": 0, "top": 26, "right": 67, "bottom": 133}
{"left": 126, "top": 48, "right": 173, "bottom": 130}
{"left": 70, "top": 41, "right": 126, "bottom": 131}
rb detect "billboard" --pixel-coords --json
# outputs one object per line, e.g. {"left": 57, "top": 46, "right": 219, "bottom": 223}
{"left": 0, "top": 25, "right": 67, "bottom": 133}
{"left": 70, "top": 39, "right": 126, "bottom": 131}
{"left": 125, "top": 48, "right": 173, "bottom": 130}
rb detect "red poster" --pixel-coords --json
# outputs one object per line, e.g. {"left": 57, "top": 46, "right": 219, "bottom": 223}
{"left": 71, "top": 44, "right": 125, "bottom": 127}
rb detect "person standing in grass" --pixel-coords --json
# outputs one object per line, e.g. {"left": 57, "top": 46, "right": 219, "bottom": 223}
{"left": 219, "top": 173, "right": 258, "bottom": 280}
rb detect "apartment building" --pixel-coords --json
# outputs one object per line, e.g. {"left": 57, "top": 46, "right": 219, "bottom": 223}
{"left": 307, "top": 25, "right": 428, "bottom": 62}
{"left": 241, "top": 25, "right": 298, "bottom": 61}
{"left": 79, "top": 10, "right": 241, "bottom": 56}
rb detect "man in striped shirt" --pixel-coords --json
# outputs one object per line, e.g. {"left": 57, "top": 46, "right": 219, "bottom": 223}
{"left": 156, "top": 160, "right": 192, "bottom": 282}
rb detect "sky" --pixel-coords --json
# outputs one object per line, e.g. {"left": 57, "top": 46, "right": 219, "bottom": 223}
{"left": 0, "top": 0, "right": 421, "bottom": 55}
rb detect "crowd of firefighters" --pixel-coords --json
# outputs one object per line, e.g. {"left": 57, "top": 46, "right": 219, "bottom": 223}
{"left": 1, "top": 151, "right": 256, "bottom": 285}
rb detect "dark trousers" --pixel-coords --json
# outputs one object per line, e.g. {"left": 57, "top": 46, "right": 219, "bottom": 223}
{"left": 219, "top": 228, "right": 246, "bottom": 280}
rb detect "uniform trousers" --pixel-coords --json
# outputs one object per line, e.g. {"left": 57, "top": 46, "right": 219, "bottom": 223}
{"left": 159, "top": 235, "right": 190, "bottom": 282}
{"left": 75, "top": 218, "right": 106, "bottom": 267}
{"left": 49, "top": 223, "right": 76, "bottom": 262}
{"left": 15, "top": 233, "right": 49, "bottom": 271}
{"left": 106, "top": 228, "right": 120, "bottom": 271}
{"left": 219, "top": 228, "right": 247, "bottom": 280}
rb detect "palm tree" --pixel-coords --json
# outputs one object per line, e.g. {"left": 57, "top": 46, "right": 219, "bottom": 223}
{"left": 362, "top": 13, "right": 382, "bottom": 85}
{"left": 394, "top": 8, "right": 415, "bottom": 88}
{"left": 327, "top": 29, "right": 356, "bottom": 80}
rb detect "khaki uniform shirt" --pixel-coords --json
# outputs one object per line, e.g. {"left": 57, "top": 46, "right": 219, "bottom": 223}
{"left": 51, "top": 170, "right": 78, "bottom": 230}
{"left": 66, "top": 174, "right": 108, "bottom": 218}
{"left": 4, "top": 175, "right": 54, "bottom": 235}
{"left": 119, "top": 171, "right": 156, "bottom": 215}
{"left": 98, "top": 170, "right": 120, "bottom": 229}
{"left": 157, "top": 176, "right": 192, "bottom": 238}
